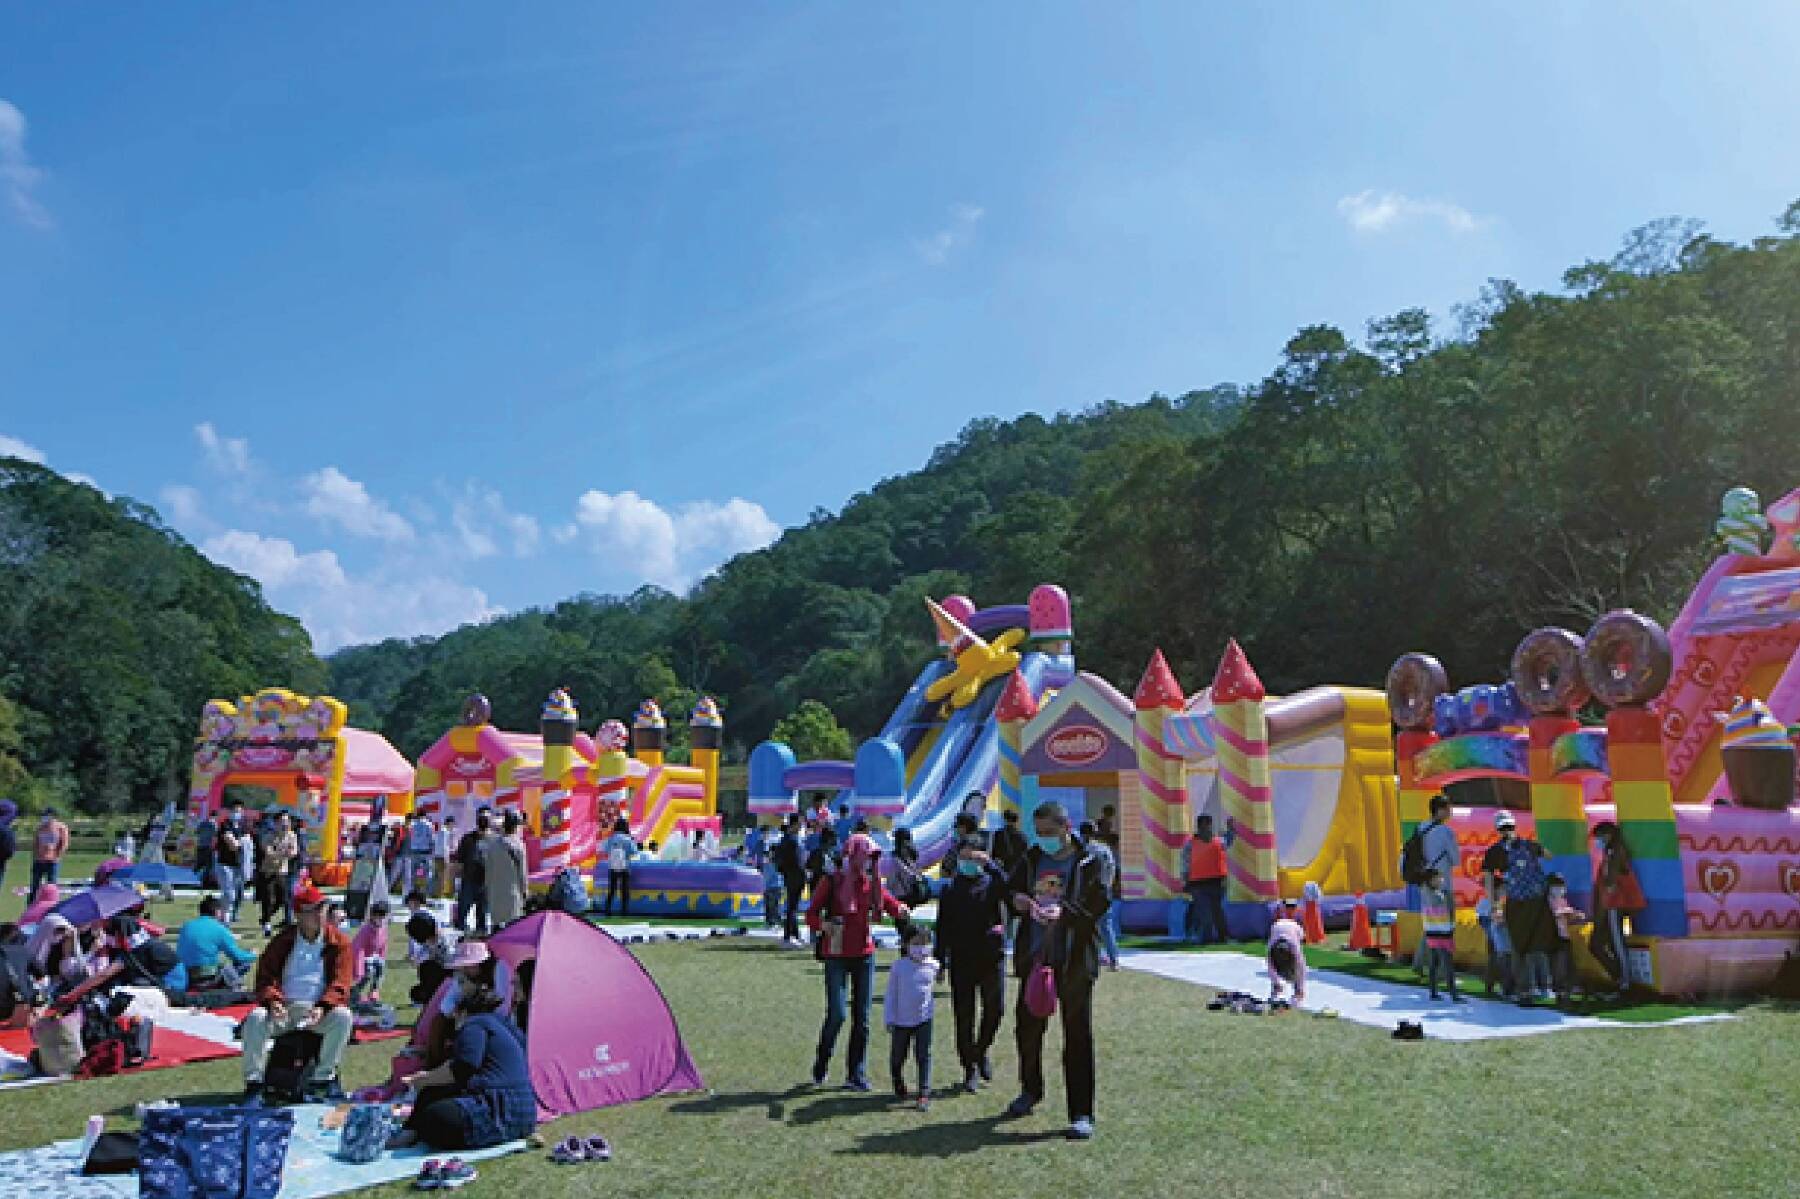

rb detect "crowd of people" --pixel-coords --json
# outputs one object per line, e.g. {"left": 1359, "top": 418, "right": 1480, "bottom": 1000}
{"left": 736, "top": 798, "right": 1116, "bottom": 1141}
{"left": 0, "top": 782, "right": 1662, "bottom": 1167}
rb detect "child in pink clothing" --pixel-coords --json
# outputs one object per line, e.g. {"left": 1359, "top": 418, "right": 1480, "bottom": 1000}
{"left": 1266, "top": 901, "right": 1307, "bottom": 1007}
{"left": 349, "top": 900, "right": 391, "bottom": 1006}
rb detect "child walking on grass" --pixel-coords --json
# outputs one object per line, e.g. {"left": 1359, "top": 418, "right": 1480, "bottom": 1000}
{"left": 1421, "top": 869, "right": 1465, "bottom": 1003}
{"left": 885, "top": 926, "right": 939, "bottom": 1110}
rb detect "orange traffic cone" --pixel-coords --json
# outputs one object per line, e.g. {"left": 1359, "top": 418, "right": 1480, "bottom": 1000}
{"left": 1302, "top": 893, "right": 1328, "bottom": 945}
{"left": 1347, "top": 892, "right": 1374, "bottom": 951}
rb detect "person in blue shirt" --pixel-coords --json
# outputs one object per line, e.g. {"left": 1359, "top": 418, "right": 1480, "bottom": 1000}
{"left": 174, "top": 895, "right": 256, "bottom": 991}
{"left": 833, "top": 804, "right": 856, "bottom": 845}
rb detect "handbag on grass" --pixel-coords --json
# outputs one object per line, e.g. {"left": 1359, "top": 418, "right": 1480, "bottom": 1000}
{"left": 140, "top": 1106, "right": 294, "bottom": 1199}
{"left": 338, "top": 1103, "right": 396, "bottom": 1164}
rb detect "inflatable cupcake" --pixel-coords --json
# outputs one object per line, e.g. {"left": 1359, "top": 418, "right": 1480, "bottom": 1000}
{"left": 1719, "top": 695, "right": 1796, "bottom": 810}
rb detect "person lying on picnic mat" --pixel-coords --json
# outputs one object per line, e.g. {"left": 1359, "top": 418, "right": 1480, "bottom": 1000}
{"left": 387, "top": 958, "right": 535, "bottom": 1152}
{"left": 242, "top": 882, "right": 355, "bottom": 1104}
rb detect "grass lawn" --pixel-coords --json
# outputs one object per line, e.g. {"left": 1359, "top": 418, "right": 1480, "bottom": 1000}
{"left": 2, "top": 863, "right": 1796, "bottom": 1198}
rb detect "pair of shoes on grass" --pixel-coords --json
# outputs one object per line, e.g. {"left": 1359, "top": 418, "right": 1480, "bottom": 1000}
{"left": 550, "top": 1135, "right": 612, "bottom": 1164}
{"left": 415, "top": 1159, "right": 476, "bottom": 1190}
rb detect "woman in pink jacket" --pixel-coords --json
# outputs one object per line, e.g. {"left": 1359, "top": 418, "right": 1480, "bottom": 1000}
{"left": 805, "top": 833, "right": 908, "bottom": 1090}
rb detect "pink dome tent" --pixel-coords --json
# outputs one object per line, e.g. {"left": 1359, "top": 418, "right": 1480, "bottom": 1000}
{"left": 487, "top": 911, "right": 704, "bottom": 1119}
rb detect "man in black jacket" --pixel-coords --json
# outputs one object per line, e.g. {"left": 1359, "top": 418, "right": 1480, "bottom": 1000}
{"left": 1002, "top": 801, "right": 1108, "bottom": 1141}
{"left": 934, "top": 833, "right": 1010, "bottom": 1092}
{"left": 773, "top": 814, "right": 808, "bottom": 946}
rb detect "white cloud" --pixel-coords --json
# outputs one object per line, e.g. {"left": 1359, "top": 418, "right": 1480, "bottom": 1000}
{"left": 916, "top": 203, "right": 985, "bottom": 265}
{"left": 205, "top": 529, "right": 348, "bottom": 591}
{"left": 1337, "top": 189, "right": 1487, "bottom": 236}
{"left": 0, "top": 433, "right": 46, "bottom": 464}
{"left": 559, "top": 489, "right": 779, "bottom": 589}
{"left": 203, "top": 528, "right": 500, "bottom": 651}
{"left": 195, "top": 422, "right": 253, "bottom": 476}
{"left": 450, "top": 484, "right": 540, "bottom": 560}
{"left": 0, "top": 100, "right": 50, "bottom": 230}
{"left": 301, "top": 466, "right": 415, "bottom": 542}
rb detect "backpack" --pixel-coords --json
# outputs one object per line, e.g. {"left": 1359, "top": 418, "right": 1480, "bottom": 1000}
{"left": 772, "top": 835, "right": 801, "bottom": 875}
{"left": 263, "top": 1031, "right": 321, "bottom": 1101}
{"left": 549, "top": 867, "right": 588, "bottom": 916}
{"left": 1504, "top": 838, "right": 1547, "bottom": 901}
{"left": 1401, "top": 822, "right": 1434, "bottom": 886}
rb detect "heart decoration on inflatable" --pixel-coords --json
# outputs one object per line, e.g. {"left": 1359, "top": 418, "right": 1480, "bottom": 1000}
{"left": 1780, "top": 862, "right": 1800, "bottom": 901}
{"left": 1697, "top": 859, "right": 1740, "bottom": 904}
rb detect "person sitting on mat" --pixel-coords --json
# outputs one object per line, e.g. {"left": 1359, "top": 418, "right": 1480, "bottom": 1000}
{"left": 173, "top": 896, "right": 255, "bottom": 991}
{"left": 388, "top": 971, "right": 536, "bottom": 1152}
{"left": 242, "top": 882, "right": 355, "bottom": 1104}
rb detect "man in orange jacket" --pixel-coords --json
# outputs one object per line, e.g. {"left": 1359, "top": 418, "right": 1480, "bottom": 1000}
{"left": 242, "top": 883, "right": 355, "bottom": 1103}
{"left": 1180, "top": 813, "right": 1231, "bottom": 944}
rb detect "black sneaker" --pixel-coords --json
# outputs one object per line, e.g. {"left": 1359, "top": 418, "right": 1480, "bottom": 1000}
{"left": 978, "top": 1055, "right": 993, "bottom": 1082}
{"left": 241, "top": 1082, "right": 265, "bottom": 1107}
{"left": 1002, "top": 1095, "right": 1036, "bottom": 1119}
{"left": 963, "top": 1066, "right": 981, "bottom": 1094}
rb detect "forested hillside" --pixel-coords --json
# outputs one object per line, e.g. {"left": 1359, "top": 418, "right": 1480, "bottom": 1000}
{"left": 0, "top": 461, "right": 325, "bottom": 811}
{"left": 7, "top": 205, "right": 1798, "bottom": 812}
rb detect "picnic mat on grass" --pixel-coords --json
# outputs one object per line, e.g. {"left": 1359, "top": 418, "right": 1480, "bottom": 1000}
{"left": 1123, "top": 951, "right": 1733, "bottom": 1040}
{"left": 0, "top": 1105, "right": 527, "bottom": 1199}
{"left": 0, "top": 1005, "right": 409, "bottom": 1090}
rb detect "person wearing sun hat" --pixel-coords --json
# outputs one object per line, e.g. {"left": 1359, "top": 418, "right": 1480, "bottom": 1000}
{"left": 242, "top": 881, "right": 356, "bottom": 1103}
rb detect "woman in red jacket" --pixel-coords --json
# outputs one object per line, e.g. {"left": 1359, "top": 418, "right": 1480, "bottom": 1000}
{"left": 806, "top": 833, "right": 909, "bottom": 1090}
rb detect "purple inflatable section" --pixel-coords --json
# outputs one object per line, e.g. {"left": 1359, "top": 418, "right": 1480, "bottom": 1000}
{"left": 782, "top": 760, "right": 855, "bottom": 790}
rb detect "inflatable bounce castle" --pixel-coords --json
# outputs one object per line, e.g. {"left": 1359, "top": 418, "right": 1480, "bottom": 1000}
{"left": 412, "top": 690, "right": 755, "bottom": 918}
{"left": 1385, "top": 485, "right": 1800, "bottom": 995}
{"left": 185, "top": 688, "right": 415, "bottom": 878}
{"left": 751, "top": 584, "right": 1402, "bottom": 936}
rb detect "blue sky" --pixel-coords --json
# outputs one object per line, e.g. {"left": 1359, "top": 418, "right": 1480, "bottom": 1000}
{"left": 3, "top": 5, "right": 1798, "bottom": 651}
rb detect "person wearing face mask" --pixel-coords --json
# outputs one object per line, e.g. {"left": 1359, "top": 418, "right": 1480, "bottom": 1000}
{"left": 933, "top": 833, "right": 1010, "bottom": 1092}
{"left": 884, "top": 926, "right": 940, "bottom": 1110}
{"left": 805, "top": 833, "right": 910, "bottom": 1091}
{"left": 1002, "top": 801, "right": 1110, "bottom": 1141}
{"left": 1481, "top": 810, "right": 1553, "bottom": 1005}
{"left": 1545, "top": 873, "right": 1581, "bottom": 1005}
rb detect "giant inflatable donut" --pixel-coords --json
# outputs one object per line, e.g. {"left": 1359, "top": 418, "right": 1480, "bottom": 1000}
{"left": 1510, "top": 627, "right": 1590, "bottom": 715}
{"left": 1580, "top": 610, "right": 1672, "bottom": 708}
{"left": 1386, "top": 653, "right": 1448, "bottom": 730}
{"left": 461, "top": 693, "right": 492, "bottom": 727}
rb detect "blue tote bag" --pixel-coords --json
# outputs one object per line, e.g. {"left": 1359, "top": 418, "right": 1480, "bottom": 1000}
{"left": 140, "top": 1106, "right": 294, "bottom": 1199}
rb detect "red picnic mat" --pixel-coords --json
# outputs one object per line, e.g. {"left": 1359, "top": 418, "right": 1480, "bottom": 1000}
{"left": 0, "top": 1023, "right": 239, "bottom": 1072}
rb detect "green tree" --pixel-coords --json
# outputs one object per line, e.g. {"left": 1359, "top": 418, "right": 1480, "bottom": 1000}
{"left": 770, "top": 700, "right": 854, "bottom": 762}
